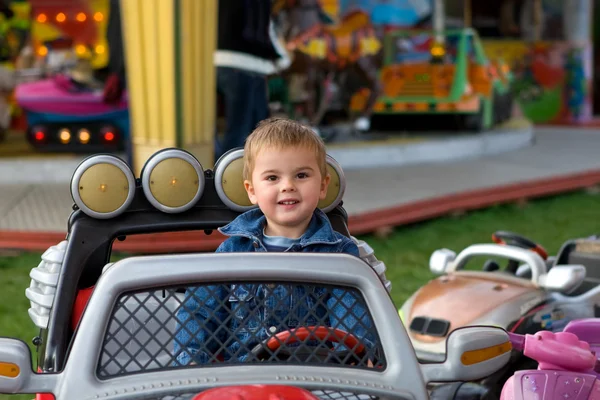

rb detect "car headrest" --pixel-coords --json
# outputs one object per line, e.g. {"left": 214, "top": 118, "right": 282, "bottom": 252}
{"left": 213, "top": 148, "right": 346, "bottom": 213}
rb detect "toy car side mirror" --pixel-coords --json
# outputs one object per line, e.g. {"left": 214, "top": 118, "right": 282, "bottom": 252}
{"left": 420, "top": 326, "right": 512, "bottom": 384}
{"left": 0, "top": 338, "right": 57, "bottom": 394}
{"left": 539, "top": 264, "right": 586, "bottom": 293}
{"left": 429, "top": 249, "right": 456, "bottom": 275}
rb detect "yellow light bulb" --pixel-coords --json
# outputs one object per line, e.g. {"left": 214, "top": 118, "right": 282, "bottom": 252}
{"left": 56, "top": 12, "right": 66, "bottom": 23}
{"left": 99, "top": 184, "right": 107, "bottom": 192}
{"left": 171, "top": 178, "right": 178, "bottom": 186}
{"left": 75, "top": 44, "right": 87, "bottom": 55}
{"left": 78, "top": 129, "right": 91, "bottom": 144}
{"left": 58, "top": 129, "right": 71, "bottom": 144}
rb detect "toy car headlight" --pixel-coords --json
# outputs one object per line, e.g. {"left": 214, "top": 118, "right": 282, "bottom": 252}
{"left": 318, "top": 155, "right": 346, "bottom": 213}
{"left": 214, "top": 148, "right": 256, "bottom": 213}
{"left": 141, "top": 149, "right": 205, "bottom": 213}
{"left": 70, "top": 155, "right": 136, "bottom": 219}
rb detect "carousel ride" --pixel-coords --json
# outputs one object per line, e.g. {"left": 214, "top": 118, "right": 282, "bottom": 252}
{"left": 271, "top": 0, "right": 517, "bottom": 141}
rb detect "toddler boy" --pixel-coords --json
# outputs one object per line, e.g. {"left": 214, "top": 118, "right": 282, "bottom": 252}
{"left": 175, "top": 118, "right": 374, "bottom": 365}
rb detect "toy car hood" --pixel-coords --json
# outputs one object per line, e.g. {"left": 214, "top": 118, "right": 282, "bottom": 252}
{"left": 400, "top": 272, "right": 546, "bottom": 360}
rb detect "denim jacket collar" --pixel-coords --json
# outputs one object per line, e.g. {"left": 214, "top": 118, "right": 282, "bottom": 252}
{"left": 218, "top": 208, "right": 342, "bottom": 248}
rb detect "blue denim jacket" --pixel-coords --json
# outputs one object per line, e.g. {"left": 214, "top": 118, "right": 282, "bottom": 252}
{"left": 174, "top": 208, "right": 375, "bottom": 365}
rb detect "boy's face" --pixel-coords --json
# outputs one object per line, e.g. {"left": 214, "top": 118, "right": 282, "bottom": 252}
{"left": 244, "top": 145, "right": 330, "bottom": 238}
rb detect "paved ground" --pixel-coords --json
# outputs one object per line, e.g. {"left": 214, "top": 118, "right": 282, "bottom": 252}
{"left": 0, "top": 126, "right": 598, "bottom": 232}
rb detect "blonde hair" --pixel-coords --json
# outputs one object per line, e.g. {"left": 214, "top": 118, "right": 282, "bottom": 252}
{"left": 243, "top": 117, "right": 328, "bottom": 181}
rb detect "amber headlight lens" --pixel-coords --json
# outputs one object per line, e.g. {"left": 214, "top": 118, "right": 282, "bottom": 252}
{"left": 141, "top": 149, "right": 205, "bottom": 213}
{"left": 70, "top": 155, "right": 135, "bottom": 219}
{"left": 318, "top": 155, "right": 346, "bottom": 213}
{"left": 213, "top": 148, "right": 256, "bottom": 213}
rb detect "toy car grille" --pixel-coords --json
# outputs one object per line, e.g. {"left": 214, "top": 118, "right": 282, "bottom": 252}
{"left": 97, "top": 282, "right": 386, "bottom": 378}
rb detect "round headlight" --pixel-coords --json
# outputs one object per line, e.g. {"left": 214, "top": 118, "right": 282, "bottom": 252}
{"left": 141, "top": 149, "right": 205, "bottom": 213}
{"left": 214, "top": 148, "right": 256, "bottom": 213}
{"left": 318, "top": 155, "right": 346, "bottom": 213}
{"left": 70, "top": 155, "right": 136, "bottom": 219}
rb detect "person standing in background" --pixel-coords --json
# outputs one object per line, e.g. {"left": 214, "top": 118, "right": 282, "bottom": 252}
{"left": 103, "top": 0, "right": 125, "bottom": 105}
{"left": 215, "top": 0, "right": 290, "bottom": 160}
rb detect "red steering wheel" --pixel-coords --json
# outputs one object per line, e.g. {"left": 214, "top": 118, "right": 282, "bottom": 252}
{"left": 492, "top": 231, "right": 548, "bottom": 260}
{"left": 251, "top": 326, "right": 367, "bottom": 363}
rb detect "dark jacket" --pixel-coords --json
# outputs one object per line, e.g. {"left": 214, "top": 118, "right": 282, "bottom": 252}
{"left": 216, "top": 0, "right": 290, "bottom": 75}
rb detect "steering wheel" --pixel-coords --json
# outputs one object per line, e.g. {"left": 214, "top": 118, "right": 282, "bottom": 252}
{"left": 492, "top": 231, "right": 548, "bottom": 260}
{"left": 250, "top": 326, "right": 367, "bottom": 365}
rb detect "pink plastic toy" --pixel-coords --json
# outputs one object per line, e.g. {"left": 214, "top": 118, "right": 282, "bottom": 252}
{"left": 501, "top": 329, "right": 600, "bottom": 399}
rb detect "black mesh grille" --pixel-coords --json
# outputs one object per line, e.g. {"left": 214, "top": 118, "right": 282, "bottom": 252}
{"left": 97, "top": 282, "right": 385, "bottom": 378}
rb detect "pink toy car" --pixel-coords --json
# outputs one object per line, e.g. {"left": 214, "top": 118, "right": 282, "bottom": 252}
{"left": 501, "top": 320, "right": 600, "bottom": 399}
{"left": 14, "top": 74, "right": 128, "bottom": 152}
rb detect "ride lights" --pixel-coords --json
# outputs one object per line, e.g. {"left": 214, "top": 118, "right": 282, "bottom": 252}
{"left": 71, "top": 155, "right": 136, "bottom": 219}
{"left": 31, "top": 126, "right": 47, "bottom": 143}
{"left": 58, "top": 128, "right": 71, "bottom": 144}
{"left": 213, "top": 149, "right": 257, "bottom": 212}
{"left": 319, "top": 155, "right": 346, "bottom": 213}
{"left": 141, "top": 149, "right": 205, "bottom": 213}
{"left": 78, "top": 129, "right": 91, "bottom": 144}
{"left": 101, "top": 126, "right": 117, "bottom": 143}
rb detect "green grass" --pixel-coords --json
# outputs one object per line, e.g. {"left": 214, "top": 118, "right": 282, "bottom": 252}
{"left": 0, "top": 190, "right": 599, "bottom": 399}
